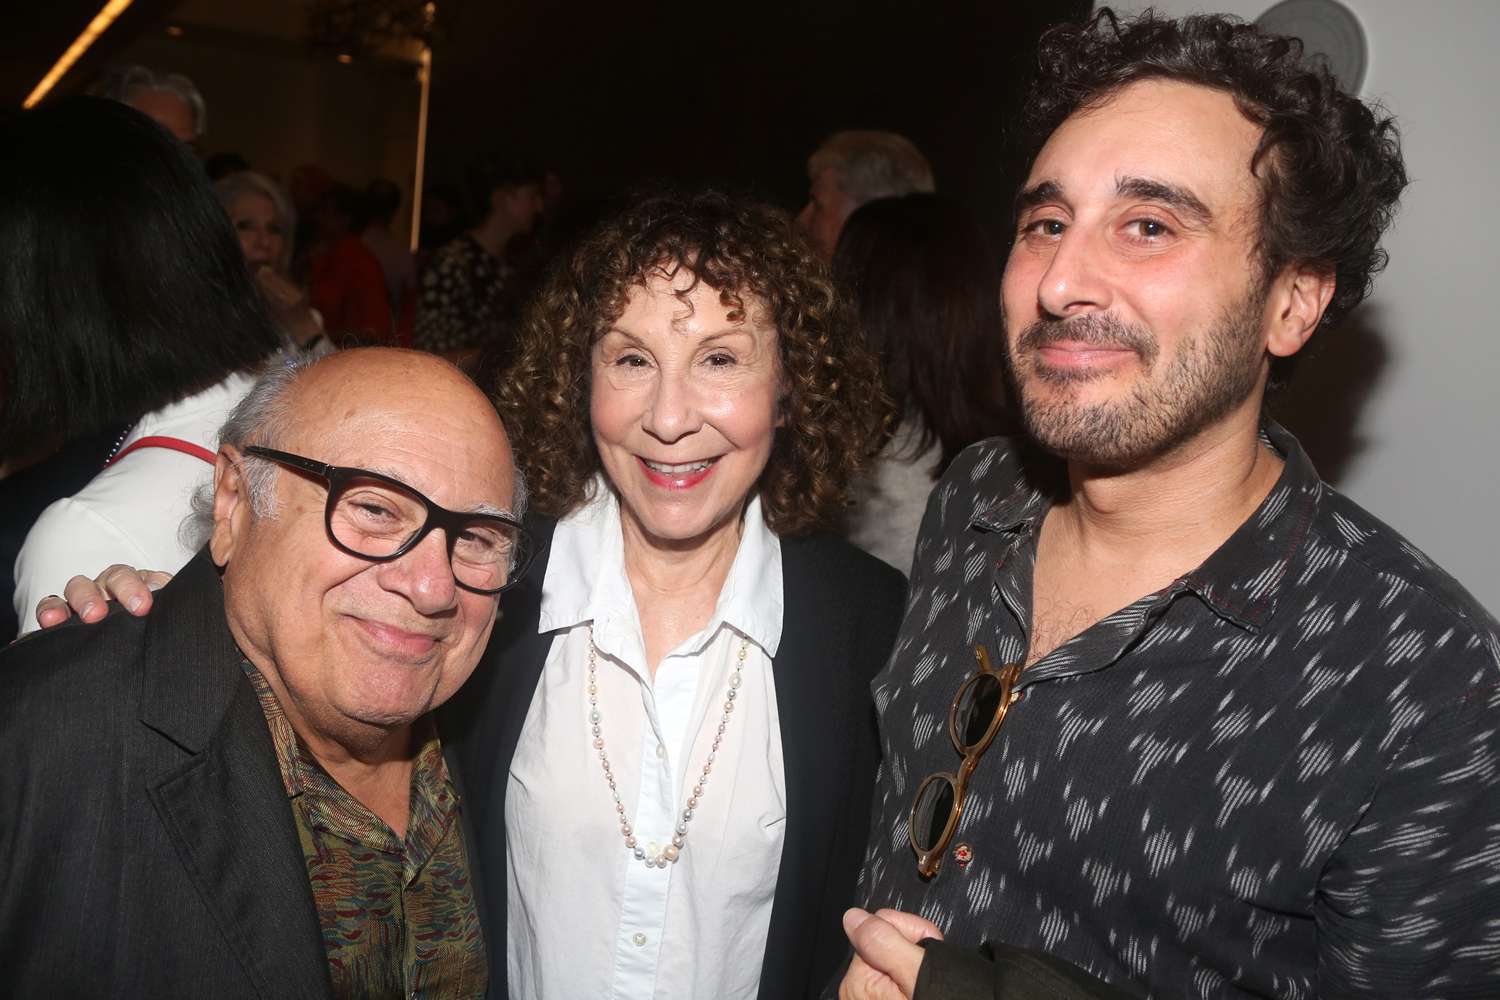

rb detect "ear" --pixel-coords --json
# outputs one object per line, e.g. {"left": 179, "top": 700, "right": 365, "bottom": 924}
{"left": 208, "top": 447, "right": 255, "bottom": 567}
{"left": 1264, "top": 263, "right": 1336, "bottom": 359}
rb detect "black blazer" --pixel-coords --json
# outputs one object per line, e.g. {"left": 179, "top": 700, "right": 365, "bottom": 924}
{"left": 445, "top": 518, "right": 907, "bottom": 1000}
{"left": 0, "top": 552, "right": 334, "bottom": 997}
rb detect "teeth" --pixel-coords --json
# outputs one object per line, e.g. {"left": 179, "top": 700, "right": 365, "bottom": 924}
{"left": 643, "top": 458, "right": 715, "bottom": 474}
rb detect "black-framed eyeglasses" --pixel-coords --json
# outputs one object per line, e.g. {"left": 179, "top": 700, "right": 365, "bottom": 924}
{"left": 243, "top": 446, "right": 534, "bottom": 595}
{"left": 909, "top": 644, "right": 1023, "bottom": 877}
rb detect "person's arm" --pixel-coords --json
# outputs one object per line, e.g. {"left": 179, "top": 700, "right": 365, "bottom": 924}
{"left": 13, "top": 499, "right": 160, "bottom": 635}
{"left": 1315, "top": 673, "right": 1500, "bottom": 996}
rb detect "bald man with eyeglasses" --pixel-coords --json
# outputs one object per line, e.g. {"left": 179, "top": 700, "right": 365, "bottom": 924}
{"left": 0, "top": 349, "right": 526, "bottom": 998}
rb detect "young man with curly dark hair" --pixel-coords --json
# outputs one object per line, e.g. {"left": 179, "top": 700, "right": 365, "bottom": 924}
{"left": 836, "top": 9, "right": 1500, "bottom": 1000}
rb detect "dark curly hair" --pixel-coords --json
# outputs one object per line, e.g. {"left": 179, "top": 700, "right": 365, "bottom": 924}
{"left": 1024, "top": 7, "right": 1408, "bottom": 380}
{"left": 495, "top": 188, "right": 889, "bottom": 537}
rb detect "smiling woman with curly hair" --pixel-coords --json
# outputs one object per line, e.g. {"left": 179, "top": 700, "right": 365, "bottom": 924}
{"left": 449, "top": 188, "right": 908, "bottom": 1000}
{"left": 499, "top": 188, "right": 889, "bottom": 534}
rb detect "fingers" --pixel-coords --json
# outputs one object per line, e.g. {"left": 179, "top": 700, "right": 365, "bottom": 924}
{"left": 873, "top": 907, "right": 944, "bottom": 944}
{"left": 839, "top": 953, "right": 905, "bottom": 1000}
{"left": 843, "top": 908, "right": 926, "bottom": 999}
{"left": 34, "top": 595, "right": 73, "bottom": 630}
{"left": 60, "top": 575, "right": 111, "bottom": 622}
{"left": 97, "top": 564, "right": 162, "bottom": 615}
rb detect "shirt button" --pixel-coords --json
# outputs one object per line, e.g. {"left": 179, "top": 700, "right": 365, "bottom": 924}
{"left": 647, "top": 841, "right": 660, "bottom": 855}
{"left": 632, "top": 932, "right": 648, "bottom": 947}
{"left": 656, "top": 744, "right": 667, "bottom": 759}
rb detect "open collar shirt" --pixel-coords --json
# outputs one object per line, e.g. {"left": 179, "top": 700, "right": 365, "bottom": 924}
{"left": 242, "top": 662, "right": 486, "bottom": 999}
{"left": 506, "top": 484, "right": 787, "bottom": 1000}
{"left": 856, "top": 422, "right": 1500, "bottom": 998}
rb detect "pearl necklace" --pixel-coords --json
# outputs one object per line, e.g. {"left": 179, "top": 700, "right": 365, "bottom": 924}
{"left": 587, "top": 627, "right": 748, "bottom": 869}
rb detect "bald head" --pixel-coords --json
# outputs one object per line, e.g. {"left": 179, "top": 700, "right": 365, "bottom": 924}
{"left": 207, "top": 347, "right": 521, "bottom": 747}
{"left": 220, "top": 348, "right": 522, "bottom": 521}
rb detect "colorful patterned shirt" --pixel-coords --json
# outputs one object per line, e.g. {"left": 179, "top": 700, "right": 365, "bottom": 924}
{"left": 854, "top": 422, "right": 1500, "bottom": 998}
{"left": 243, "top": 663, "right": 487, "bottom": 998}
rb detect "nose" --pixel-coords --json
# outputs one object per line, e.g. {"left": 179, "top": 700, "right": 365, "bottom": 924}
{"left": 376, "top": 528, "right": 458, "bottom": 615}
{"left": 640, "top": 366, "right": 703, "bottom": 444}
{"left": 1034, "top": 226, "right": 1112, "bottom": 320}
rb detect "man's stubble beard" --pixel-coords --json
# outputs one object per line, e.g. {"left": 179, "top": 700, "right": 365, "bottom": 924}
{"left": 1004, "top": 286, "right": 1268, "bottom": 470}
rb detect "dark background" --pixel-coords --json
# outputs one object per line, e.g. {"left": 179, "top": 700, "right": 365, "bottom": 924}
{"left": 426, "top": 0, "right": 1089, "bottom": 237}
{"left": 3, "top": 0, "right": 1090, "bottom": 240}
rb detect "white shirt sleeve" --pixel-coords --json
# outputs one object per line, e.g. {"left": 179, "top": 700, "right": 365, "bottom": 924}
{"left": 12, "top": 496, "right": 159, "bottom": 635}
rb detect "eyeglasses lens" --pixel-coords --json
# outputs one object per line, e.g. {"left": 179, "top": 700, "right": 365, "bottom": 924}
{"left": 911, "top": 774, "right": 957, "bottom": 852}
{"left": 330, "top": 475, "right": 522, "bottom": 592}
{"left": 955, "top": 672, "right": 1003, "bottom": 750}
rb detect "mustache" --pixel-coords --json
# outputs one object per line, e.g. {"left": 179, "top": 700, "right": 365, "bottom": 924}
{"left": 1015, "top": 314, "right": 1159, "bottom": 366}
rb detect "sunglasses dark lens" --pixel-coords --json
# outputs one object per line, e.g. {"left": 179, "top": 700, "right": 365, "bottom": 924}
{"left": 955, "top": 673, "right": 1004, "bottom": 750}
{"left": 911, "top": 775, "right": 957, "bottom": 852}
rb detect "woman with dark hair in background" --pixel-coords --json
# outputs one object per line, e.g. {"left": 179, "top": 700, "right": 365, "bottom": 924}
{"left": 4, "top": 96, "right": 282, "bottom": 636}
{"left": 414, "top": 155, "right": 545, "bottom": 365}
{"left": 833, "top": 193, "right": 1013, "bottom": 573}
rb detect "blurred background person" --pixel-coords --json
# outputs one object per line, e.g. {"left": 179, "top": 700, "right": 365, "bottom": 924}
{"left": 361, "top": 177, "right": 418, "bottom": 342}
{"left": 307, "top": 182, "right": 394, "bottom": 344}
{"left": 833, "top": 193, "right": 1012, "bottom": 573}
{"left": 215, "top": 170, "right": 327, "bottom": 351}
{"left": 417, "top": 180, "right": 465, "bottom": 258}
{"left": 286, "top": 163, "right": 332, "bottom": 271}
{"left": 6, "top": 96, "right": 282, "bottom": 636}
{"left": 89, "top": 63, "right": 206, "bottom": 147}
{"left": 796, "top": 130, "right": 934, "bottom": 260}
{"left": 415, "top": 154, "right": 544, "bottom": 364}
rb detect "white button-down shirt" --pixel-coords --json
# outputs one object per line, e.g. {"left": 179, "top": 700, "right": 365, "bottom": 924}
{"left": 505, "top": 486, "right": 787, "bottom": 1000}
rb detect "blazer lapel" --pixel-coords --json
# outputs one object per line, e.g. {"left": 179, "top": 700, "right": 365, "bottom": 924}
{"left": 761, "top": 537, "right": 851, "bottom": 998}
{"left": 149, "top": 683, "right": 331, "bottom": 999}
{"left": 138, "top": 552, "right": 331, "bottom": 999}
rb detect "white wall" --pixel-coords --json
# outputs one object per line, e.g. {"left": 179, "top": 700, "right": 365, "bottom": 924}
{"left": 1100, "top": 0, "right": 1500, "bottom": 612}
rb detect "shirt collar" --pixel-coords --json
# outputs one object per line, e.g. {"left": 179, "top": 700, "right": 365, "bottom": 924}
{"left": 539, "top": 478, "right": 784, "bottom": 658}
{"left": 239, "top": 659, "right": 457, "bottom": 862}
{"left": 1178, "top": 420, "right": 1323, "bottom": 630}
{"left": 968, "top": 421, "right": 1323, "bottom": 633}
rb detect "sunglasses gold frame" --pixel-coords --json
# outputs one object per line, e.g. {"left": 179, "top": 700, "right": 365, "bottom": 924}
{"left": 909, "top": 644, "right": 1022, "bottom": 877}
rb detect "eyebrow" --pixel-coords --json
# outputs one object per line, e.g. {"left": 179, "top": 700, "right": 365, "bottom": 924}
{"left": 1012, "top": 176, "right": 1215, "bottom": 228}
{"left": 1115, "top": 175, "right": 1214, "bottom": 225}
{"left": 361, "top": 463, "right": 513, "bottom": 518}
{"left": 472, "top": 502, "right": 517, "bottom": 519}
{"left": 1013, "top": 180, "right": 1063, "bottom": 220}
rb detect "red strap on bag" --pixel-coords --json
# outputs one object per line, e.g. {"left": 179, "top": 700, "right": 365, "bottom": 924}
{"left": 105, "top": 436, "right": 216, "bottom": 467}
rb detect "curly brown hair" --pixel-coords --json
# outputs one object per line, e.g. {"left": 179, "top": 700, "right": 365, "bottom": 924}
{"left": 1024, "top": 8, "right": 1408, "bottom": 382}
{"left": 494, "top": 188, "right": 889, "bottom": 537}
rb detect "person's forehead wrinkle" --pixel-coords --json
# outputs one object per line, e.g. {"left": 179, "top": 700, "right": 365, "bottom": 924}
{"left": 1115, "top": 175, "right": 1214, "bottom": 226}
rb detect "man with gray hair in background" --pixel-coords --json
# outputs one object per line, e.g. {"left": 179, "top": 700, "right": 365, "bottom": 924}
{"left": 92, "top": 63, "right": 207, "bottom": 145}
{"left": 797, "top": 129, "right": 935, "bottom": 259}
{"left": 1, "top": 348, "right": 527, "bottom": 997}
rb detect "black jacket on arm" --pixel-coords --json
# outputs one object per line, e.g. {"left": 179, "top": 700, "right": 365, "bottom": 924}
{"left": 444, "top": 516, "right": 907, "bottom": 1000}
{"left": 0, "top": 552, "right": 331, "bottom": 998}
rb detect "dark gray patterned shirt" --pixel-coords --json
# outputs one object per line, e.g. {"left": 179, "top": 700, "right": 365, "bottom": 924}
{"left": 856, "top": 422, "right": 1500, "bottom": 998}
